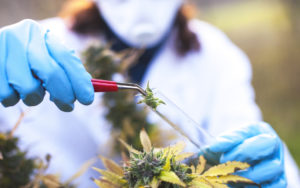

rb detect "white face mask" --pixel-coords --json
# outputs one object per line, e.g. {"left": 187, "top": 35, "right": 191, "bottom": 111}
{"left": 95, "top": 0, "right": 183, "bottom": 48}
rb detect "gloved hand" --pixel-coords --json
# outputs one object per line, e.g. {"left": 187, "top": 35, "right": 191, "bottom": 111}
{"left": 0, "top": 19, "right": 94, "bottom": 112}
{"left": 202, "top": 122, "right": 286, "bottom": 187}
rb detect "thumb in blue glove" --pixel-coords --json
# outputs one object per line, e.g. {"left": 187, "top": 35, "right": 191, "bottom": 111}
{"left": 202, "top": 122, "right": 286, "bottom": 188}
{"left": 0, "top": 19, "right": 94, "bottom": 111}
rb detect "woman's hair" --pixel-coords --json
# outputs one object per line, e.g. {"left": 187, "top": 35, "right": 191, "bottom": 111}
{"left": 59, "top": 0, "right": 200, "bottom": 56}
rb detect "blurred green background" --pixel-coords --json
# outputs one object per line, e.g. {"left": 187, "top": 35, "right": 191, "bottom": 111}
{"left": 0, "top": 0, "right": 299, "bottom": 165}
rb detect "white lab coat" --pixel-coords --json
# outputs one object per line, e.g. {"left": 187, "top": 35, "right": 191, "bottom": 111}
{"left": 0, "top": 18, "right": 299, "bottom": 187}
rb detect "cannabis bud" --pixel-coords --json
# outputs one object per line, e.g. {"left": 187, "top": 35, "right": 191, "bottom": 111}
{"left": 93, "top": 130, "right": 260, "bottom": 188}
{"left": 138, "top": 82, "right": 165, "bottom": 110}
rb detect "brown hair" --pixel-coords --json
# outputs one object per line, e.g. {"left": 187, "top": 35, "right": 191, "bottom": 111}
{"left": 59, "top": 0, "right": 200, "bottom": 56}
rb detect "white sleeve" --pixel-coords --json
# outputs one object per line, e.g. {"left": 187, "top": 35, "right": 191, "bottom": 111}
{"left": 188, "top": 20, "right": 262, "bottom": 135}
{"left": 284, "top": 143, "right": 300, "bottom": 187}
{"left": 199, "top": 23, "right": 300, "bottom": 186}
{"left": 0, "top": 105, "right": 24, "bottom": 133}
{"left": 207, "top": 43, "right": 262, "bottom": 136}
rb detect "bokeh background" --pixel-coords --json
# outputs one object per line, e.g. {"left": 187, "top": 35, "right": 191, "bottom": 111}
{"left": 0, "top": 0, "right": 299, "bottom": 165}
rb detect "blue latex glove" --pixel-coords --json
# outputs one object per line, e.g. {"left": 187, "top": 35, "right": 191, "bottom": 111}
{"left": 203, "top": 122, "right": 286, "bottom": 187}
{"left": 0, "top": 19, "right": 94, "bottom": 111}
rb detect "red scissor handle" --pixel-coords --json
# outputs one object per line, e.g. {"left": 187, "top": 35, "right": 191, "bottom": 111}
{"left": 91, "top": 79, "right": 118, "bottom": 92}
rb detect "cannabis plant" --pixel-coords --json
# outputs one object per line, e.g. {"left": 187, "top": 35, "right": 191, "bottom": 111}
{"left": 93, "top": 130, "right": 260, "bottom": 188}
{"left": 0, "top": 132, "right": 35, "bottom": 188}
{"left": 0, "top": 113, "right": 77, "bottom": 188}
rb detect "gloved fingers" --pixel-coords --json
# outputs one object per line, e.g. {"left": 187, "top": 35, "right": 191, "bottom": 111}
{"left": 260, "top": 175, "right": 287, "bottom": 188}
{"left": 4, "top": 20, "right": 45, "bottom": 106}
{"left": 209, "top": 123, "right": 276, "bottom": 153}
{"left": 51, "top": 99, "right": 74, "bottom": 112}
{"left": 0, "top": 28, "right": 20, "bottom": 106}
{"left": 236, "top": 158, "right": 284, "bottom": 184}
{"left": 220, "top": 134, "right": 279, "bottom": 163}
{"left": 26, "top": 22, "right": 75, "bottom": 112}
{"left": 200, "top": 148, "right": 222, "bottom": 165}
{"left": 45, "top": 32, "right": 94, "bottom": 105}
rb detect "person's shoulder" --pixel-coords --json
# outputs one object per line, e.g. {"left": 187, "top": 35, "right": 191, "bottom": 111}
{"left": 189, "top": 20, "right": 227, "bottom": 41}
{"left": 38, "top": 17, "right": 100, "bottom": 53}
{"left": 189, "top": 19, "right": 248, "bottom": 62}
{"left": 188, "top": 19, "right": 234, "bottom": 51}
{"left": 187, "top": 19, "right": 252, "bottom": 74}
{"left": 39, "top": 17, "right": 71, "bottom": 36}
{"left": 39, "top": 17, "right": 65, "bottom": 27}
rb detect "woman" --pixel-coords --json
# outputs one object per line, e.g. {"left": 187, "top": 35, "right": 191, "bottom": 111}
{"left": 0, "top": 0, "right": 298, "bottom": 187}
